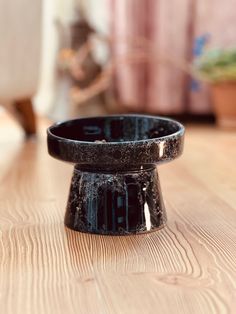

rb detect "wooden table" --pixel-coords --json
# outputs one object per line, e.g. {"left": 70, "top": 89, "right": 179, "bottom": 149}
{"left": 1, "top": 114, "right": 236, "bottom": 314}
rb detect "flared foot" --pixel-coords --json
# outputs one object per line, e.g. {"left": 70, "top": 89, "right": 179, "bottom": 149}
{"left": 65, "top": 165, "right": 166, "bottom": 235}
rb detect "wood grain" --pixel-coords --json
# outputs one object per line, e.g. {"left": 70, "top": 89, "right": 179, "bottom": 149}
{"left": 0, "top": 113, "right": 236, "bottom": 314}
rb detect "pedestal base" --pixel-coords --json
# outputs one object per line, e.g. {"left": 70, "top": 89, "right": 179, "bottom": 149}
{"left": 65, "top": 165, "right": 166, "bottom": 235}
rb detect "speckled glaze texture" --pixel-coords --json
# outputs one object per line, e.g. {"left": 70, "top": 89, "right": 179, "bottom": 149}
{"left": 47, "top": 115, "right": 185, "bottom": 235}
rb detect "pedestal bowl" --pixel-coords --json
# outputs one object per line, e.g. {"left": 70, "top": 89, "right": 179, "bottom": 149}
{"left": 47, "top": 115, "right": 185, "bottom": 235}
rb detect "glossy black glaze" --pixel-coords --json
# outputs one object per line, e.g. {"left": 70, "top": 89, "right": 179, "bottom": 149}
{"left": 47, "top": 115, "right": 185, "bottom": 235}
{"left": 65, "top": 165, "right": 166, "bottom": 234}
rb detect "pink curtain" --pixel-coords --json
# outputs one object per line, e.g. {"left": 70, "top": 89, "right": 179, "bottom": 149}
{"left": 110, "top": 0, "right": 236, "bottom": 114}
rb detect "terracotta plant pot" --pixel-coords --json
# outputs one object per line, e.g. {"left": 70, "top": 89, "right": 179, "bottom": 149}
{"left": 211, "top": 82, "right": 236, "bottom": 128}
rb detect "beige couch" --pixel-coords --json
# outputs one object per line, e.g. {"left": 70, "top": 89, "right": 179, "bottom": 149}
{"left": 0, "top": 0, "right": 42, "bottom": 135}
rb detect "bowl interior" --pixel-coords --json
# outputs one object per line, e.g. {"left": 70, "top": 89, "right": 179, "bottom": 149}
{"left": 50, "top": 115, "right": 182, "bottom": 143}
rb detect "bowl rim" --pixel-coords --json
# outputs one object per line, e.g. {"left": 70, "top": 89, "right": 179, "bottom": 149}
{"left": 47, "top": 114, "right": 185, "bottom": 145}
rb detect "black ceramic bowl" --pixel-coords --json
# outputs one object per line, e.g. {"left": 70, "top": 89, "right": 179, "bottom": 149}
{"left": 47, "top": 114, "right": 184, "bottom": 235}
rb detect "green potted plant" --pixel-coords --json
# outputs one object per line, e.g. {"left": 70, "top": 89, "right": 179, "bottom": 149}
{"left": 195, "top": 48, "right": 236, "bottom": 128}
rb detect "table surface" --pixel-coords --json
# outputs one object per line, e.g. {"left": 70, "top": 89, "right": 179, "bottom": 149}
{"left": 0, "top": 114, "right": 236, "bottom": 314}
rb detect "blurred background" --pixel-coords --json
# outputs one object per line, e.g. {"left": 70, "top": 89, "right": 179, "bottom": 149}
{"left": 1, "top": 0, "right": 236, "bottom": 136}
